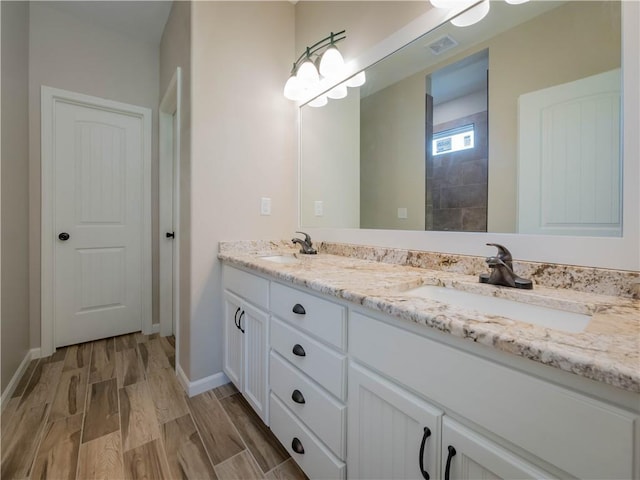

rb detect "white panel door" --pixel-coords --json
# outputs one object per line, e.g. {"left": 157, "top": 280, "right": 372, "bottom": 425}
{"left": 241, "top": 302, "right": 269, "bottom": 423}
{"left": 348, "top": 362, "right": 443, "bottom": 480}
{"left": 518, "top": 69, "right": 621, "bottom": 236}
{"left": 223, "top": 291, "right": 243, "bottom": 391}
{"left": 54, "top": 101, "right": 144, "bottom": 346}
{"left": 442, "top": 418, "right": 551, "bottom": 480}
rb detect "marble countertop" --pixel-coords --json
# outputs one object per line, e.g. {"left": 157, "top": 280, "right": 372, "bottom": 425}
{"left": 218, "top": 242, "right": 640, "bottom": 393}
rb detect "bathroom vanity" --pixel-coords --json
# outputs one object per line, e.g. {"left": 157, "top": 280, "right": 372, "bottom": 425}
{"left": 219, "top": 241, "right": 640, "bottom": 480}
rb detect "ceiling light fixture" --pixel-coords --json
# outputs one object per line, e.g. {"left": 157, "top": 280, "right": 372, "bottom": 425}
{"left": 284, "top": 30, "right": 365, "bottom": 106}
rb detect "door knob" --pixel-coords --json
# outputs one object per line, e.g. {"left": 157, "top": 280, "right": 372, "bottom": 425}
{"left": 292, "top": 344, "right": 306, "bottom": 357}
{"left": 58, "top": 232, "right": 70, "bottom": 241}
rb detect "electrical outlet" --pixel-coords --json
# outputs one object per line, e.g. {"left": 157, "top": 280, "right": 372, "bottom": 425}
{"left": 260, "top": 197, "right": 271, "bottom": 215}
{"left": 314, "top": 200, "right": 324, "bottom": 217}
{"left": 397, "top": 207, "right": 408, "bottom": 219}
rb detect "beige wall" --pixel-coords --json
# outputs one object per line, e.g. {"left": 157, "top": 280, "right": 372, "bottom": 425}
{"left": 360, "top": 71, "right": 425, "bottom": 230}
{"left": 160, "top": 1, "right": 192, "bottom": 378}
{"left": 294, "top": 1, "right": 430, "bottom": 62}
{"left": 1, "top": 1, "right": 31, "bottom": 393}
{"left": 28, "top": 3, "right": 161, "bottom": 348}
{"left": 300, "top": 92, "right": 360, "bottom": 228}
{"left": 190, "top": 1, "right": 296, "bottom": 380}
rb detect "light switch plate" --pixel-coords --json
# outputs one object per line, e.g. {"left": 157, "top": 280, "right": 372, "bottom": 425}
{"left": 260, "top": 197, "right": 271, "bottom": 215}
{"left": 397, "top": 207, "right": 408, "bottom": 219}
{"left": 314, "top": 200, "right": 324, "bottom": 216}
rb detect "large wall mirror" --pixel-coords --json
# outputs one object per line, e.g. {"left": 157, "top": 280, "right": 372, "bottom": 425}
{"left": 300, "top": 1, "right": 623, "bottom": 239}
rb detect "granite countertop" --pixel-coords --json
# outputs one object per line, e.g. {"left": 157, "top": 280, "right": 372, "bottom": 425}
{"left": 218, "top": 242, "right": 640, "bottom": 393}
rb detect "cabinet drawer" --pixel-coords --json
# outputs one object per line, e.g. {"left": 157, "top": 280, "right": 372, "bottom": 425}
{"left": 223, "top": 265, "right": 269, "bottom": 309}
{"left": 270, "top": 393, "right": 346, "bottom": 480}
{"left": 271, "top": 317, "right": 346, "bottom": 400}
{"left": 350, "top": 311, "right": 637, "bottom": 480}
{"left": 271, "top": 282, "right": 346, "bottom": 350}
{"left": 270, "top": 351, "right": 346, "bottom": 458}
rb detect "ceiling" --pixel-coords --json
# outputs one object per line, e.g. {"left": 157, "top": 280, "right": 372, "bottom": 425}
{"left": 44, "top": 1, "right": 173, "bottom": 45}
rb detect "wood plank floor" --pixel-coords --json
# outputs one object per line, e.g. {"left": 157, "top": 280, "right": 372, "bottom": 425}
{"left": 1, "top": 333, "right": 308, "bottom": 480}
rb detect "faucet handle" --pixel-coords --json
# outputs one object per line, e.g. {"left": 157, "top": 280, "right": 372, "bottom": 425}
{"left": 295, "top": 231, "right": 312, "bottom": 245}
{"left": 486, "top": 243, "right": 513, "bottom": 268}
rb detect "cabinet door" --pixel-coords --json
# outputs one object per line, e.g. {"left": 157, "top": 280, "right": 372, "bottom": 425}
{"left": 241, "top": 302, "right": 269, "bottom": 423}
{"left": 348, "top": 362, "right": 443, "bottom": 480}
{"left": 441, "top": 418, "right": 551, "bottom": 480}
{"left": 223, "top": 291, "right": 243, "bottom": 391}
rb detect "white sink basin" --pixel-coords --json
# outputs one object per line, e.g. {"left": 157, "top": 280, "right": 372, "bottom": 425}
{"left": 260, "top": 255, "right": 300, "bottom": 265}
{"left": 403, "top": 285, "right": 591, "bottom": 333}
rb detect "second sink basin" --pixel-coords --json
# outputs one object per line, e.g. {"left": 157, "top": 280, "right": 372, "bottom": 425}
{"left": 403, "top": 285, "right": 591, "bottom": 333}
{"left": 260, "top": 255, "right": 300, "bottom": 265}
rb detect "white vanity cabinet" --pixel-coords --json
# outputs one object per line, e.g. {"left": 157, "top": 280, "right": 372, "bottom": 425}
{"left": 349, "top": 310, "right": 638, "bottom": 480}
{"left": 268, "top": 282, "right": 347, "bottom": 479}
{"left": 441, "top": 418, "right": 551, "bottom": 480}
{"left": 222, "top": 266, "right": 270, "bottom": 423}
{"left": 348, "top": 361, "right": 443, "bottom": 480}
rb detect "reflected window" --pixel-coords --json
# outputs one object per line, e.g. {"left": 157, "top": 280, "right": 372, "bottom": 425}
{"left": 432, "top": 124, "right": 475, "bottom": 156}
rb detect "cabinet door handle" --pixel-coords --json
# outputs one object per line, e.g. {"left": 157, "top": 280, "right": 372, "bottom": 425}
{"left": 234, "top": 307, "right": 241, "bottom": 329}
{"left": 292, "top": 303, "right": 306, "bottom": 315}
{"left": 292, "top": 344, "right": 306, "bottom": 357}
{"left": 419, "top": 427, "right": 431, "bottom": 480}
{"left": 291, "top": 389, "right": 306, "bottom": 404}
{"left": 291, "top": 437, "right": 305, "bottom": 455}
{"left": 238, "top": 311, "right": 245, "bottom": 334}
{"left": 444, "top": 445, "right": 456, "bottom": 480}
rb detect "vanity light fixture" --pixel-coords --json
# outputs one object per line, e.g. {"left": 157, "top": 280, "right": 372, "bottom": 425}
{"left": 450, "top": 0, "right": 490, "bottom": 27}
{"left": 284, "top": 30, "right": 365, "bottom": 105}
{"left": 429, "top": 0, "right": 530, "bottom": 28}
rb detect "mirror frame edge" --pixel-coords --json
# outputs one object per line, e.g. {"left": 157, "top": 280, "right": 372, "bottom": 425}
{"left": 297, "top": 1, "right": 639, "bottom": 272}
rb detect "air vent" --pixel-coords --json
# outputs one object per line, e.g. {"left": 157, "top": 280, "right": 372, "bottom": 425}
{"left": 427, "top": 34, "right": 458, "bottom": 55}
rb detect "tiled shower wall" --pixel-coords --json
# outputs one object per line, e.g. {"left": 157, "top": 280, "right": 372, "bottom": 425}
{"left": 426, "top": 110, "right": 488, "bottom": 232}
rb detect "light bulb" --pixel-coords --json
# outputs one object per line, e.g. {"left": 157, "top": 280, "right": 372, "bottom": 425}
{"left": 308, "top": 94, "right": 328, "bottom": 108}
{"left": 327, "top": 83, "right": 348, "bottom": 99}
{"left": 346, "top": 71, "right": 366, "bottom": 88}
{"left": 283, "top": 74, "right": 302, "bottom": 101}
{"left": 296, "top": 59, "right": 320, "bottom": 90}
{"left": 451, "top": 0, "right": 490, "bottom": 27}
{"left": 504, "top": 0, "right": 529, "bottom": 4}
{"left": 319, "top": 46, "right": 345, "bottom": 79}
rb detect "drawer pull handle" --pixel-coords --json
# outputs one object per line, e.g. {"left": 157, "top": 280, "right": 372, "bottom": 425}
{"left": 291, "top": 389, "right": 306, "bottom": 404}
{"left": 238, "top": 311, "right": 245, "bottom": 334}
{"left": 292, "top": 303, "right": 306, "bottom": 315}
{"left": 292, "top": 344, "right": 306, "bottom": 357}
{"left": 444, "top": 445, "right": 456, "bottom": 480}
{"left": 234, "top": 307, "right": 241, "bottom": 329}
{"left": 419, "top": 427, "right": 431, "bottom": 480}
{"left": 292, "top": 437, "right": 305, "bottom": 455}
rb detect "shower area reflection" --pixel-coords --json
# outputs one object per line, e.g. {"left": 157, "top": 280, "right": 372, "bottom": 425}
{"left": 426, "top": 50, "right": 489, "bottom": 232}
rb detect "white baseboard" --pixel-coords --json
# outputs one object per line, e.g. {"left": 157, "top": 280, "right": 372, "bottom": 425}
{"left": 176, "top": 364, "right": 230, "bottom": 398}
{"left": 1, "top": 348, "right": 41, "bottom": 411}
{"left": 148, "top": 323, "right": 160, "bottom": 334}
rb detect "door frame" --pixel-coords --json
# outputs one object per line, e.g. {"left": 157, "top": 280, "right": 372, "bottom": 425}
{"left": 41, "top": 86, "right": 152, "bottom": 357}
{"left": 159, "top": 68, "right": 181, "bottom": 356}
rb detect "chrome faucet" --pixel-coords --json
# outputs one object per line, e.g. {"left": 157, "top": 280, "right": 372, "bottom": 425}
{"left": 291, "top": 231, "right": 317, "bottom": 254}
{"left": 479, "top": 243, "right": 533, "bottom": 289}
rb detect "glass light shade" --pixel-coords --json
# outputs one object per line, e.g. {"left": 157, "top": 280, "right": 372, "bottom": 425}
{"left": 451, "top": 0, "right": 490, "bottom": 27}
{"left": 346, "top": 71, "right": 366, "bottom": 88}
{"left": 430, "top": 0, "right": 469, "bottom": 8}
{"left": 319, "top": 46, "right": 345, "bottom": 79}
{"left": 308, "top": 94, "right": 328, "bottom": 108}
{"left": 283, "top": 75, "right": 303, "bottom": 101}
{"left": 327, "top": 83, "right": 348, "bottom": 99}
{"left": 296, "top": 59, "right": 320, "bottom": 89}
{"left": 504, "top": 0, "right": 529, "bottom": 4}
